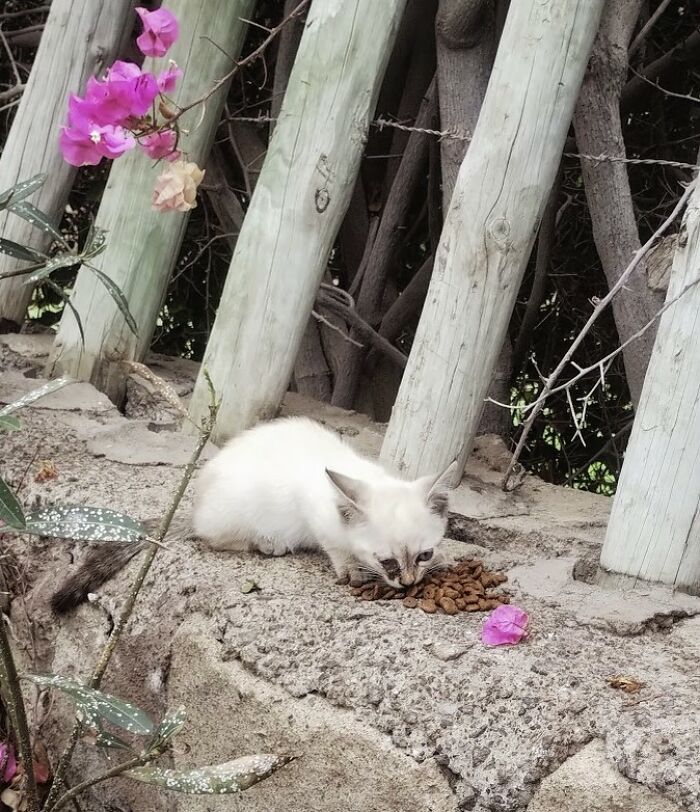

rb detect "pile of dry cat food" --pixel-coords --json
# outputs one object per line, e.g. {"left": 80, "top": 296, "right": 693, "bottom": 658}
{"left": 349, "top": 558, "right": 509, "bottom": 615}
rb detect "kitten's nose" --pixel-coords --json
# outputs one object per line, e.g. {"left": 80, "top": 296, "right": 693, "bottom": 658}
{"left": 399, "top": 573, "right": 415, "bottom": 586}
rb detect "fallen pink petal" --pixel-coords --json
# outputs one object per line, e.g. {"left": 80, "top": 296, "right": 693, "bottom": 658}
{"left": 481, "top": 604, "right": 529, "bottom": 647}
{"left": 136, "top": 7, "right": 179, "bottom": 58}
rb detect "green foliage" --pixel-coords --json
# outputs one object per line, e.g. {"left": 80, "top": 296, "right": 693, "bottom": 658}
{"left": 25, "top": 675, "right": 155, "bottom": 737}
{"left": 0, "top": 175, "right": 137, "bottom": 338}
{"left": 127, "top": 754, "right": 297, "bottom": 794}
{"left": 22, "top": 505, "right": 147, "bottom": 544}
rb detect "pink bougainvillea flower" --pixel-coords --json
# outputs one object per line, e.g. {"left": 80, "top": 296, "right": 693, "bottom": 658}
{"left": 83, "top": 61, "right": 159, "bottom": 126}
{"left": 139, "top": 129, "right": 180, "bottom": 161}
{"left": 152, "top": 160, "right": 205, "bottom": 212}
{"left": 157, "top": 61, "right": 182, "bottom": 95}
{"left": 481, "top": 604, "right": 529, "bottom": 647}
{"left": 136, "top": 7, "right": 179, "bottom": 58}
{"left": 60, "top": 95, "right": 135, "bottom": 166}
{"left": 0, "top": 742, "right": 17, "bottom": 784}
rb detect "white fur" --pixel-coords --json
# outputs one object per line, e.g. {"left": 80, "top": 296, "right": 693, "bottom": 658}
{"left": 192, "top": 417, "right": 452, "bottom": 586}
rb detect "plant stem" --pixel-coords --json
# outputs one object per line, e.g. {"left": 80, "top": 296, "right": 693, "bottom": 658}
{"left": 50, "top": 752, "right": 157, "bottom": 812}
{"left": 0, "top": 612, "right": 38, "bottom": 812}
{"left": 43, "top": 402, "right": 217, "bottom": 811}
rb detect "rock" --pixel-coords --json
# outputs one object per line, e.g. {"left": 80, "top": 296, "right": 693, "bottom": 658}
{"left": 529, "top": 740, "right": 683, "bottom": 812}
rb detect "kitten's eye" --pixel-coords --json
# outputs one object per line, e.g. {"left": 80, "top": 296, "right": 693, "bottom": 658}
{"left": 416, "top": 550, "right": 433, "bottom": 563}
{"left": 380, "top": 558, "right": 399, "bottom": 573}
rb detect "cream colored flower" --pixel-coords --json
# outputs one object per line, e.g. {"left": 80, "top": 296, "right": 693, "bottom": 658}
{"left": 152, "top": 160, "right": 205, "bottom": 213}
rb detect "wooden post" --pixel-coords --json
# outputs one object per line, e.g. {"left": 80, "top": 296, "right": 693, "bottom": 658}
{"left": 0, "top": 0, "right": 134, "bottom": 328}
{"left": 599, "top": 178, "right": 700, "bottom": 595}
{"left": 187, "top": 0, "right": 407, "bottom": 441}
{"left": 380, "top": 0, "right": 605, "bottom": 478}
{"left": 47, "top": 0, "right": 255, "bottom": 402}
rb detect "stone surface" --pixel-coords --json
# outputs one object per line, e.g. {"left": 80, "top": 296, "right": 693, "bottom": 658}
{"left": 169, "top": 617, "right": 457, "bottom": 812}
{"left": 529, "top": 739, "right": 683, "bottom": 811}
{"left": 1, "top": 344, "right": 698, "bottom": 812}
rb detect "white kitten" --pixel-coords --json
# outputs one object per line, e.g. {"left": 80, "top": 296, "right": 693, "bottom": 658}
{"left": 193, "top": 416, "right": 454, "bottom": 587}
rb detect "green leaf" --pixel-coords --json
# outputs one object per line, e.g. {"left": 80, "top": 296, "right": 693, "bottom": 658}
{"left": 148, "top": 706, "right": 186, "bottom": 752}
{"left": 83, "top": 225, "right": 107, "bottom": 259}
{"left": 0, "top": 173, "right": 46, "bottom": 210}
{"left": 24, "top": 252, "right": 79, "bottom": 285}
{"left": 43, "top": 279, "right": 84, "bottom": 346}
{"left": 22, "top": 505, "right": 147, "bottom": 543}
{"left": 89, "top": 728, "right": 133, "bottom": 751}
{"left": 0, "top": 415, "right": 20, "bottom": 432}
{"left": 86, "top": 265, "right": 138, "bottom": 336}
{"left": 127, "top": 754, "right": 297, "bottom": 794}
{"left": 9, "top": 200, "right": 69, "bottom": 249}
{"left": 0, "top": 238, "right": 48, "bottom": 263}
{"left": 0, "top": 474, "right": 25, "bottom": 529}
{"left": 0, "top": 376, "right": 73, "bottom": 417}
{"left": 24, "top": 675, "right": 154, "bottom": 736}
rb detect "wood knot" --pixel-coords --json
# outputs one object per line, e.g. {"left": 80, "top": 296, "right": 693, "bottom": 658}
{"left": 315, "top": 188, "right": 330, "bottom": 213}
{"left": 488, "top": 218, "right": 511, "bottom": 245}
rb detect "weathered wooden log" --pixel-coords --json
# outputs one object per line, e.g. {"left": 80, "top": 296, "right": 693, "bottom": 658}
{"left": 380, "top": 0, "right": 606, "bottom": 478}
{"left": 0, "top": 0, "right": 134, "bottom": 328}
{"left": 599, "top": 177, "right": 700, "bottom": 595}
{"left": 187, "top": 0, "right": 408, "bottom": 440}
{"left": 47, "top": 0, "right": 255, "bottom": 403}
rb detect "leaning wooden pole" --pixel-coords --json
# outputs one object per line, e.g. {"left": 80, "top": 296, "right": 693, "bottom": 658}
{"left": 0, "top": 0, "right": 134, "bottom": 328}
{"left": 47, "top": 0, "right": 255, "bottom": 402}
{"left": 380, "top": 0, "right": 605, "bottom": 478}
{"left": 187, "top": 0, "right": 407, "bottom": 441}
{"left": 599, "top": 178, "right": 700, "bottom": 595}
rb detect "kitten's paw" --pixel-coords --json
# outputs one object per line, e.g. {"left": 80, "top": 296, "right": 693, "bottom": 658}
{"left": 253, "top": 537, "right": 286, "bottom": 557}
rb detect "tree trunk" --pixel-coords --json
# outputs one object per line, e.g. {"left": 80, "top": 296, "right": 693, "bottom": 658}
{"left": 187, "top": 0, "right": 408, "bottom": 441}
{"left": 599, "top": 178, "right": 700, "bottom": 595}
{"left": 573, "top": 0, "right": 663, "bottom": 406}
{"left": 0, "top": 0, "right": 134, "bottom": 328}
{"left": 380, "top": 0, "right": 605, "bottom": 478}
{"left": 47, "top": 0, "right": 255, "bottom": 403}
{"left": 331, "top": 78, "right": 436, "bottom": 408}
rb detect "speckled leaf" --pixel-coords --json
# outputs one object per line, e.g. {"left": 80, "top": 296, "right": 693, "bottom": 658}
{"left": 83, "top": 225, "right": 107, "bottom": 259}
{"left": 0, "top": 173, "right": 46, "bottom": 210}
{"left": 25, "top": 675, "right": 154, "bottom": 735}
{"left": 0, "top": 239, "right": 48, "bottom": 263}
{"left": 127, "top": 754, "right": 297, "bottom": 794}
{"left": 25, "top": 253, "right": 79, "bottom": 284}
{"left": 89, "top": 727, "right": 132, "bottom": 751}
{"left": 148, "top": 706, "right": 186, "bottom": 752}
{"left": 43, "top": 279, "right": 84, "bottom": 346}
{"left": 23, "top": 505, "right": 147, "bottom": 543}
{"left": 0, "top": 376, "right": 72, "bottom": 416}
{"left": 8, "top": 201, "right": 68, "bottom": 248}
{"left": 86, "top": 265, "right": 138, "bottom": 336}
{"left": 0, "top": 475, "right": 25, "bottom": 529}
{"left": 0, "top": 415, "right": 20, "bottom": 432}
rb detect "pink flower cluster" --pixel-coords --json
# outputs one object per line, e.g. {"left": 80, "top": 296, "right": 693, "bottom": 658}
{"left": 60, "top": 7, "right": 182, "bottom": 167}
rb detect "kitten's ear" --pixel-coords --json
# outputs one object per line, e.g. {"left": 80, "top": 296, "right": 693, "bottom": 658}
{"left": 416, "top": 459, "right": 459, "bottom": 518}
{"left": 326, "top": 469, "right": 367, "bottom": 524}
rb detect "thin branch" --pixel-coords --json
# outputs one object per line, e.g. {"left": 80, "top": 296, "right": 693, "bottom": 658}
{"left": 628, "top": 0, "right": 675, "bottom": 57}
{"left": 51, "top": 752, "right": 157, "bottom": 812}
{"left": 628, "top": 64, "right": 700, "bottom": 105}
{"left": 0, "top": 614, "right": 38, "bottom": 812}
{"left": 165, "top": 0, "right": 310, "bottom": 130}
{"left": 501, "top": 179, "right": 696, "bottom": 490}
{"left": 44, "top": 397, "right": 218, "bottom": 811}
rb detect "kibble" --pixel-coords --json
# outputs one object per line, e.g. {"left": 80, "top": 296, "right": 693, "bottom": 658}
{"left": 348, "top": 558, "right": 509, "bottom": 616}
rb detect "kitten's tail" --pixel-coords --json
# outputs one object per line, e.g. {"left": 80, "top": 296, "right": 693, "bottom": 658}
{"left": 50, "top": 514, "right": 192, "bottom": 614}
